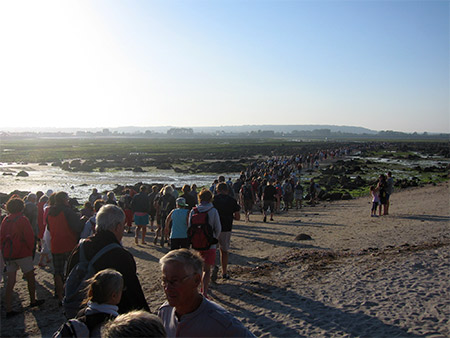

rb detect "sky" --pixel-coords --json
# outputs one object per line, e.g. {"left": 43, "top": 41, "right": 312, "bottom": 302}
{"left": 0, "top": 0, "right": 448, "bottom": 133}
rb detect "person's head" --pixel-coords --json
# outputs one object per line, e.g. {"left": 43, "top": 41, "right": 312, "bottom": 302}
{"left": 191, "top": 184, "right": 197, "bottom": 191}
{"left": 39, "top": 195, "right": 49, "bottom": 204}
{"left": 217, "top": 182, "right": 228, "bottom": 194}
{"left": 152, "top": 185, "right": 158, "bottom": 193}
{"left": 218, "top": 175, "right": 225, "bottom": 183}
{"left": 176, "top": 197, "right": 187, "bottom": 208}
{"left": 94, "top": 199, "right": 105, "bottom": 212}
{"left": 107, "top": 191, "right": 115, "bottom": 200}
{"left": 55, "top": 191, "right": 69, "bottom": 206}
{"left": 26, "top": 193, "right": 37, "bottom": 203}
{"left": 102, "top": 310, "right": 166, "bottom": 338}
{"left": 182, "top": 184, "right": 191, "bottom": 194}
{"left": 83, "top": 201, "right": 93, "bottom": 210}
{"left": 83, "top": 269, "right": 124, "bottom": 306}
{"left": 36, "top": 191, "right": 44, "bottom": 201}
{"left": 92, "top": 188, "right": 98, "bottom": 194}
{"left": 6, "top": 198, "right": 25, "bottom": 214}
{"left": 95, "top": 205, "right": 125, "bottom": 241}
{"left": 46, "top": 189, "right": 54, "bottom": 197}
{"left": 163, "top": 185, "right": 173, "bottom": 196}
{"left": 124, "top": 189, "right": 130, "bottom": 195}
{"left": 159, "top": 249, "right": 203, "bottom": 308}
{"left": 198, "top": 189, "right": 213, "bottom": 203}
{"left": 370, "top": 186, "right": 375, "bottom": 192}
{"left": 387, "top": 171, "right": 392, "bottom": 177}
{"left": 139, "top": 185, "right": 147, "bottom": 193}
{"left": 48, "top": 192, "right": 56, "bottom": 206}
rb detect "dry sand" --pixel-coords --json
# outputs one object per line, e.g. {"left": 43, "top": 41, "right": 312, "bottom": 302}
{"left": 1, "top": 182, "right": 449, "bottom": 337}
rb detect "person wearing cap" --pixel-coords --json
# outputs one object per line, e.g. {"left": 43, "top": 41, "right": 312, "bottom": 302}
{"left": 164, "top": 197, "right": 190, "bottom": 251}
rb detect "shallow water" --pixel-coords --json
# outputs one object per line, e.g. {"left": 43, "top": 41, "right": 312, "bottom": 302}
{"left": 0, "top": 163, "right": 236, "bottom": 201}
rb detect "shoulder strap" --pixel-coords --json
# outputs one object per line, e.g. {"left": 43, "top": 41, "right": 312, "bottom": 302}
{"left": 87, "top": 242, "right": 122, "bottom": 271}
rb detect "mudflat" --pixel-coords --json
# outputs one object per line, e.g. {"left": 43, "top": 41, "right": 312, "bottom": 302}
{"left": 2, "top": 182, "right": 449, "bottom": 337}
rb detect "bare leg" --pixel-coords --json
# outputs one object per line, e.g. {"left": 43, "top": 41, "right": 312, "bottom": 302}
{"left": 54, "top": 274, "right": 64, "bottom": 301}
{"left": 141, "top": 225, "right": 147, "bottom": 244}
{"left": 220, "top": 249, "right": 229, "bottom": 276}
{"left": 24, "top": 270, "right": 37, "bottom": 304}
{"left": 135, "top": 226, "right": 140, "bottom": 244}
{"left": 5, "top": 270, "right": 17, "bottom": 312}
{"left": 202, "top": 263, "right": 211, "bottom": 297}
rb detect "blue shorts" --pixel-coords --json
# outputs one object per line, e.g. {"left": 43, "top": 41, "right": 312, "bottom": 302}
{"left": 134, "top": 214, "right": 149, "bottom": 226}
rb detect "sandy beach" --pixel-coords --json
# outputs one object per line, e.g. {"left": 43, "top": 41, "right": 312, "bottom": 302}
{"left": 1, "top": 181, "right": 449, "bottom": 337}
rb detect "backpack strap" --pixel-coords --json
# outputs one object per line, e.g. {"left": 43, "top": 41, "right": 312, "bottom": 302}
{"left": 86, "top": 242, "right": 122, "bottom": 273}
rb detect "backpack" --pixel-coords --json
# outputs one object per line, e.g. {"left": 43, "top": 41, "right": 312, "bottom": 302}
{"left": 53, "top": 317, "right": 90, "bottom": 338}
{"left": 63, "top": 240, "right": 121, "bottom": 319}
{"left": 188, "top": 207, "right": 217, "bottom": 251}
{"left": 1, "top": 214, "right": 22, "bottom": 261}
{"left": 241, "top": 185, "right": 253, "bottom": 200}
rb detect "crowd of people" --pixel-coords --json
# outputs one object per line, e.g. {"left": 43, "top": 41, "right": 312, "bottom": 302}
{"left": 1, "top": 146, "right": 395, "bottom": 337}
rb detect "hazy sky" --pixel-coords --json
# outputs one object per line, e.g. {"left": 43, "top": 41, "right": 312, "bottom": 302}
{"left": 0, "top": 0, "right": 448, "bottom": 133}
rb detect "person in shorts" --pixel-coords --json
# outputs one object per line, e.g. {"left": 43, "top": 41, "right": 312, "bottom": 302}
{"left": 262, "top": 179, "right": 277, "bottom": 222}
{"left": 1, "top": 198, "right": 45, "bottom": 318}
{"left": 131, "top": 185, "right": 150, "bottom": 245}
{"left": 188, "top": 189, "right": 221, "bottom": 297}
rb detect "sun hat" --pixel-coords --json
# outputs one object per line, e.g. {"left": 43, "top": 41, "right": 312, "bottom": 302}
{"left": 176, "top": 197, "right": 187, "bottom": 207}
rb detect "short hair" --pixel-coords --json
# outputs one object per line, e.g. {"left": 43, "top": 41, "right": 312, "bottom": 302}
{"left": 96, "top": 205, "right": 125, "bottom": 232}
{"left": 159, "top": 249, "right": 203, "bottom": 275}
{"left": 139, "top": 185, "right": 147, "bottom": 192}
{"left": 54, "top": 191, "right": 69, "bottom": 206}
{"left": 217, "top": 182, "right": 228, "bottom": 193}
{"left": 6, "top": 198, "right": 25, "bottom": 214}
{"left": 182, "top": 184, "right": 191, "bottom": 193}
{"left": 94, "top": 199, "right": 105, "bottom": 212}
{"left": 198, "top": 189, "right": 212, "bottom": 203}
{"left": 102, "top": 310, "right": 166, "bottom": 338}
{"left": 162, "top": 185, "right": 173, "bottom": 196}
{"left": 84, "top": 269, "right": 123, "bottom": 305}
{"left": 152, "top": 185, "right": 159, "bottom": 192}
{"left": 39, "top": 195, "right": 49, "bottom": 204}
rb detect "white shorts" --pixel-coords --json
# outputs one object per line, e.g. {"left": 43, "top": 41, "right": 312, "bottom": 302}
{"left": 5, "top": 256, "right": 34, "bottom": 274}
{"left": 218, "top": 232, "right": 232, "bottom": 252}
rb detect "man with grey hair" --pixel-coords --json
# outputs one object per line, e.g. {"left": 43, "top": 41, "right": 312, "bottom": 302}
{"left": 102, "top": 310, "right": 166, "bottom": 337}
{"left": 158, "top": 249, "right": 255, "bottom": 337}
{"left": 66, "top": 205, "right": 149, "bottom": 314}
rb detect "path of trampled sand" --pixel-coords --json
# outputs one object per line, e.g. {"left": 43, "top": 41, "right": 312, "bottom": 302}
{"left": 1, "top": 182, "right": 449, "bottom": 337}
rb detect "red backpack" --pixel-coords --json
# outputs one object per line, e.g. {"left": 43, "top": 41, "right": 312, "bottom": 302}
{"left": 188, "top": 207, "right": 217, "bottom": 251}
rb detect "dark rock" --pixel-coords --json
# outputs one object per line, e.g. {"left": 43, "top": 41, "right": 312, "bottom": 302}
{"left": 3, "top": 172, "right": 13, "bottom": 176}
{"left": 17, "top": 170, "right": 29, "bottom": 177}
{"left": 342, "top": 192, "right": 352, "bottom": 200}
{"left": 295, "top": 233, "right": 312, "bottom": 241}
{"left": 38, "top": 162, "right": 48, "bottom": 166}
{"left": 133, "top": 167, "right": 145, "bottom": 173}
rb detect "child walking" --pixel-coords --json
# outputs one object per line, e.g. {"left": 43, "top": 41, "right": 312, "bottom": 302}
{"left": 370, "top": 186, "right": 380, "bottom": 217}
{"left": 54, "top": 269, "right": 123, "bottom": 337}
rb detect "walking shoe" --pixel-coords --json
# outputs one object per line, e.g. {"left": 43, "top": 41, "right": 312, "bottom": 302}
{"left": 222, "top": 273, "right": 230, "bottom": 280}
{"left": 263, "top": 216, "right": 267, "bottom": 222}
{"left": 211, "top": 265, "right": 219, "bottom": 283}
{"left": 30, "top": 299, "right": 45, "bottom": 307}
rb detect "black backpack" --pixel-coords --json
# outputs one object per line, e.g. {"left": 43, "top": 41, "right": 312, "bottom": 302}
{"left": 63, "top": 240, "right": 121, "bottom": 319}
